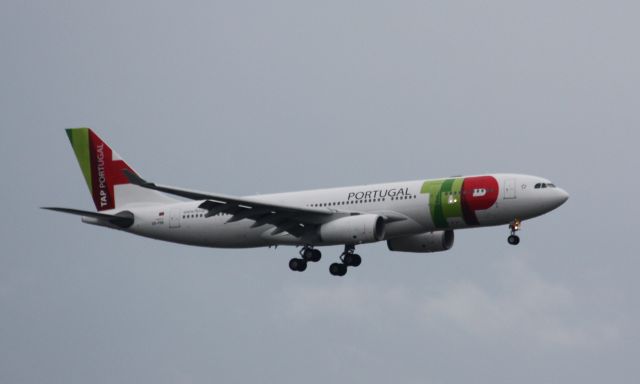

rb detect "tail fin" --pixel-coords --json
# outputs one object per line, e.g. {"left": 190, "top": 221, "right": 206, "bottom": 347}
{"left": 66, "top": 128, "right": 175, "bottom": 211}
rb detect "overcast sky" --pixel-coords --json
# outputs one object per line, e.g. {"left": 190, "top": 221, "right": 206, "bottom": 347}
{"left": 1, "top": 1, "right": 638, "bottom": 383}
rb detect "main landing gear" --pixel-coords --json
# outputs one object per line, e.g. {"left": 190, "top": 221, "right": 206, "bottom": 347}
{"left": 508, "top": 219, "right": 521, "bottom": 245}
{"left": 289, "top": 246, "right": 321, "bottom": 272}
{"left": 329, "top": 245, "right": 361, "bottom": 277}
{"left": 289, "top": 245, "right": 362, "bottom": 276}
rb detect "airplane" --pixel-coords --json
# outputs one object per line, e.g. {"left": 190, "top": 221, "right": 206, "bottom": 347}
{"left": 44, "top": 128, "right": 569, "bottom": 276}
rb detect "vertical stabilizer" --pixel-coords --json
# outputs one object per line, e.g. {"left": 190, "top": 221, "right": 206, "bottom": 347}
{"left": 66, "top": 128, "right": 175, "bottom": 211}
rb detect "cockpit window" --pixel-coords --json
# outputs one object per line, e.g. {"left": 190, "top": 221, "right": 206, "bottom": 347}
{"left": 535, "top": 182, "right": 556, "bottom": 189}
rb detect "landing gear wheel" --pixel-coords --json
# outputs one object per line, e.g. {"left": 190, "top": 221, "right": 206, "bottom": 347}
{"left": 508, "top": 235, "right": 520, "bottom": 245}
{"left": 289, "top": 258, "right": 307, "bottom": 272}
{"left": 304, "top": 249, "right": 322, "bottom": 263}
{"left": 343, "top": 253, "right": 361, "bottom": 267}
{"left": 329, "top": 263, "right": 347, "bottom": 276}
{"left": 301, "top": 247, "right": 321, "bottom": 262}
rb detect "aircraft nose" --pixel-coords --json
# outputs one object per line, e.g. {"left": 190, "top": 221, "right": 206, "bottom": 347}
{"left": 555, "top": 188, "right": 570, "bottom": 206}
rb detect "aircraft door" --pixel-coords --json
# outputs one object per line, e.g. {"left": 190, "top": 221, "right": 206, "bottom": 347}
{"left": 169, "top": 208, "right": 181, "bottom": 228}
{"left": 504, "top": 178, "right": 517, "bottom": 199}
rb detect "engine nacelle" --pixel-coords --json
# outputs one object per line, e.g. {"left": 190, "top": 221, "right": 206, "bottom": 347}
{"left": 319, "top": 214, "right": 386, "bottom": 244}
{"left": 387, "top": 230, "right": 454, "bottom": 253}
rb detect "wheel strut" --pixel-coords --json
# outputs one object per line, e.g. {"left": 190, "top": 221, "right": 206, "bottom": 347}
{"left": 289, "top": 246, "right": 321, "bottom": 272}
{"left": 331, "top": 245, "right": 362, "bottom": 276}
{"left": 508, "top": 219, "right": 521, "bottom": 245}
{"left": 300, "top": 246, "right": 321, "bottom": 262}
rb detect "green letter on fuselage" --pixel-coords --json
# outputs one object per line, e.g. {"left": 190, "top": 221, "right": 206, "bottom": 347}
{"left": 421, "top": 178, "right": 463, "bottom": 229}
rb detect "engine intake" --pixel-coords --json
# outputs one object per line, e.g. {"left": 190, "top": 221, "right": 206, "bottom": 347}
{"left": 387, "top": 230, "right": 454, "bottom": 253}
{"left": 319, "top": 214, "right": 385, "bottom": 244}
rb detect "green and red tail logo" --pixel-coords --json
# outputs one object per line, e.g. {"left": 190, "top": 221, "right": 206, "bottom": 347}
{"left": 65, "top": 128, "right": 137, "bottom": 211}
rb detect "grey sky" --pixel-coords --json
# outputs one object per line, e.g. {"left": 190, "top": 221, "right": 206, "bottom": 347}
{"left": 1, "top": 1, "right": 638, "bottom": 383}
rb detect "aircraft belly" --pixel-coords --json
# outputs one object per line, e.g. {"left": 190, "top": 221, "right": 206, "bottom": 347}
{"left": 188, "top": 220, "right": 269, "bottom": 248}
{"left": 129, "top": 214, "right": 270, "bottom": 248}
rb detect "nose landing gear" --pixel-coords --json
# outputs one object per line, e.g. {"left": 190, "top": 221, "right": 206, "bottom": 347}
{"left": 289, "top": 246, "right": 321, "bottom": 272}
{"left": 508, "top": 219, "right": 521, "bottom": 245}
{"left": 329, "top": 245, "right": 361, "bottom": 276}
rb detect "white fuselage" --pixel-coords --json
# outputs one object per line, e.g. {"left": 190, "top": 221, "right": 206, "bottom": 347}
{"left": 107, "top": 173, "right": 568, "bottom": 248}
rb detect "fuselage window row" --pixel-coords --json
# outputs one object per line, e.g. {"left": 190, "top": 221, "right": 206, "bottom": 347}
{"left": 306, "top": 195, "right": 419, "bottom": 208}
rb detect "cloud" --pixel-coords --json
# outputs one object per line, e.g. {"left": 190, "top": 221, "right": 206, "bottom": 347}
{"left": 278, "top": 256, "right": 621, "bottom": 350}
{"left": 425, "top": 257, "right": 623, "bottom": 348}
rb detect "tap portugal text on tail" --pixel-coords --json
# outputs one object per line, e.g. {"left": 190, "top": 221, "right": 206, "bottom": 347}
{"left": 44, "top": 128, "right": 569, "bottom": 277}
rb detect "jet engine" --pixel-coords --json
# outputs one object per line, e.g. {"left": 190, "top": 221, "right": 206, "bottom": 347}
{"left": 387, "top": 230, "right": 454, "bottom": 253}
{"left": 319, "top": 214, "right": 385, "bottom": 244}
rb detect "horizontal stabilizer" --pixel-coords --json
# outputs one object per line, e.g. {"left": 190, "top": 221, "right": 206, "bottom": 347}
{"left": 42, "top": 207, "right": 134, "bottom": 228}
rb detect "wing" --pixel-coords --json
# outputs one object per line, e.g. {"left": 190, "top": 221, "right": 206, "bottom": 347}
{"left": 123, "top": 171, "right": 347, "bottom": 237}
